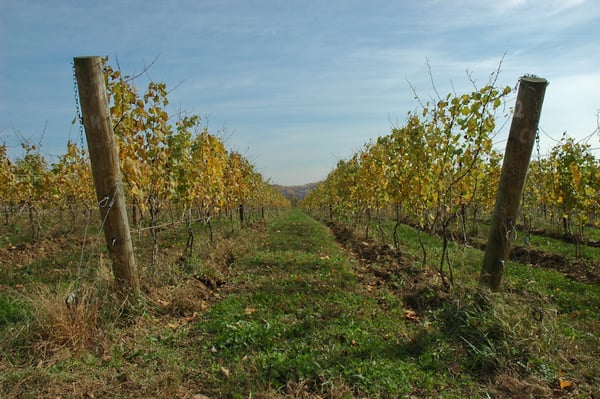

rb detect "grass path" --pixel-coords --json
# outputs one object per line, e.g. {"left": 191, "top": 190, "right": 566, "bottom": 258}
{"left": 186, "top": 208, "right": 479, "bottom": 398}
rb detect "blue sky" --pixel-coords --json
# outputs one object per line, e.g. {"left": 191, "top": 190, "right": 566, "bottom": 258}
{"left": 1, "top": 0, "right": 599, "bottom": 185}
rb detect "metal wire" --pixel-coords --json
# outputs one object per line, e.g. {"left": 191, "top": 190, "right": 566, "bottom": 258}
{"left": 67, "top": 190, "right": 118, "bottom": 307}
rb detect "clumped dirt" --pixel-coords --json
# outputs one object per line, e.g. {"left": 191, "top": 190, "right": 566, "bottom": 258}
{"left": 493, "top": 373, "right": 553, "bottom": 398}
{"left": 327, "top": 219, "right": 600, "bottom": 317}
{"left": 0, "top": 236, "right": 81, "bottom": 268}
{"left": 327, "top": 221, "right": 403, "bottom": 265}
{"left": 146, "top": 277, "right": 212, "bottom": 317}
{"left": 327, "top": 221, "right": 448, "bottom": 314}
{"left": 469, "top": 236, "right": 600, "bottom": 285}
{"left": 326, "top": 221, "right": 354, "bottom": 246}
{"left": 510, "top": 245, "right": 600, "bottom": 285}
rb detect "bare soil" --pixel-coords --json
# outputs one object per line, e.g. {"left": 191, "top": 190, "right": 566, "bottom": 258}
{"left": 327, "top": 221, "right": 449, "bottom": 315}
{"left": 468, "top": 237, "right": 600, "bottom": 285}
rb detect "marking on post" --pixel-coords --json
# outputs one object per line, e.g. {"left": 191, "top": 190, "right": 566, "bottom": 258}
{"left": 518, "top": 128, "right": 533, "bottom": 144}
{"left": 514, "top": 100, "right": 524, "bottom": 119}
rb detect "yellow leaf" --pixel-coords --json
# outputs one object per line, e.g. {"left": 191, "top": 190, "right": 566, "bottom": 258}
{"left": 559, "top": 379, "right": 572, "bottom": 390}
{"left": 557, "top": 369, "right": 573, "bottom": 390}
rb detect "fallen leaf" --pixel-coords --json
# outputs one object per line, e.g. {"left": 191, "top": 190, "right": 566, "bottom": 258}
{"left": 220, "top": 366, "right": 230, "bottom": 378}
{"left": 185, "top": 312, "right": 199, "bottom": 322}
{"left": 245, "top": 306, "right": 257, "bottom": 315}
{"left": 166, "top": 322, "right": 179, "bottom": 330}
{"left": 405, "top": 309, "right": 420, "bottom": 321}
{"left": 559, "top": 379, "right": 573, "bottom": 390}
{"left": 556, "top": 369, "right": 574, "bottom": 390}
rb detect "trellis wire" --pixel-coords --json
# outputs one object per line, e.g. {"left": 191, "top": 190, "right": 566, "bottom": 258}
{"left": 66, "top": 191, "right": 118, "bottom": 308}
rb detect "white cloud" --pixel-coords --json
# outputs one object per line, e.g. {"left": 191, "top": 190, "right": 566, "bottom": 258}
{"left": 539, "top": 72, "right": 600, "bottom": 139}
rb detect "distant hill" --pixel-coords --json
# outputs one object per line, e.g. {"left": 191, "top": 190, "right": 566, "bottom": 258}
{"left": 272, "top": 182, "right": 321, "bottom": 205}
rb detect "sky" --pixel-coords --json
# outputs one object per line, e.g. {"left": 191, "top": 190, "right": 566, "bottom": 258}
{"left": 1, "top": 0, "right": 599, "bottom": 186}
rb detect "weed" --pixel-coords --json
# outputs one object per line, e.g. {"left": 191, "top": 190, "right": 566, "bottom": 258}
{"left": 27, "top": 284, "right": 114, "bottom": 358}
{"left": 0, "top": 294, "right": 30, "bottom": 328}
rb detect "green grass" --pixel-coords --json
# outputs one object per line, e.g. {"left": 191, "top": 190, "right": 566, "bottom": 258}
{"left": 191, "top": 210, "right": 481, "bottom": 396}
{"left": 527, "top": 232, "right": 600, "bottom": 260}
{"left": 1, "top": 208, "right": 599, "bottom": 397}
{"left": 473, "top": 218, "right": 600, "bottom": 260}
{"left": 187, "top": 209, "right": 467, "bottom": 397}
{"left": 0, "top": 295, "right": 30, "bottom": 328}
{"left": 318, "top": 212, "right": 600, "bottom": 395}
{"left": 584, "top": 224, "right": 600, "bottom": 241}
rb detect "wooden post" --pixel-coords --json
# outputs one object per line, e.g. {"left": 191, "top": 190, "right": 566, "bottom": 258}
{"left": 74, "top": 56, "right": 140, "bottom": 297}
{"left": 480, "top": 76, "right": 548, "bottom": 291}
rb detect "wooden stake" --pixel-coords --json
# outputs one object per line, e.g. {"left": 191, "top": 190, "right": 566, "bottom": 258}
{"left": 74, "top": 56, "right": 140, "bottom": 297}
{"left": 480, "top": 76, "right": 548, "bottom": 291}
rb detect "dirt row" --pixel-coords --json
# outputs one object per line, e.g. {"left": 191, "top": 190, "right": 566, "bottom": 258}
{"left": 326, "top": 220, "right": 600, "bottom": 287}
{"left": 468, "top": 239, "right": 600, "bottom": 285}
{"left": 529, "top": 228, "right": 600, "bottom": 248}
{"left": 326, "top": 221, "right": 449, "bottom": 315}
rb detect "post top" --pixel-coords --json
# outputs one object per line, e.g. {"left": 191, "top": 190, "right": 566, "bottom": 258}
{"left": 520, "top": 75, "right": 548, "bottom": 84}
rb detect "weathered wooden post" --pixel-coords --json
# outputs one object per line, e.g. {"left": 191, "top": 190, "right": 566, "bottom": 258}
{"left": 480, "top": 75, "right": 548, "bottom": 291}
{"left": 74, "top": 56, "right": 140, "bottom": 297}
